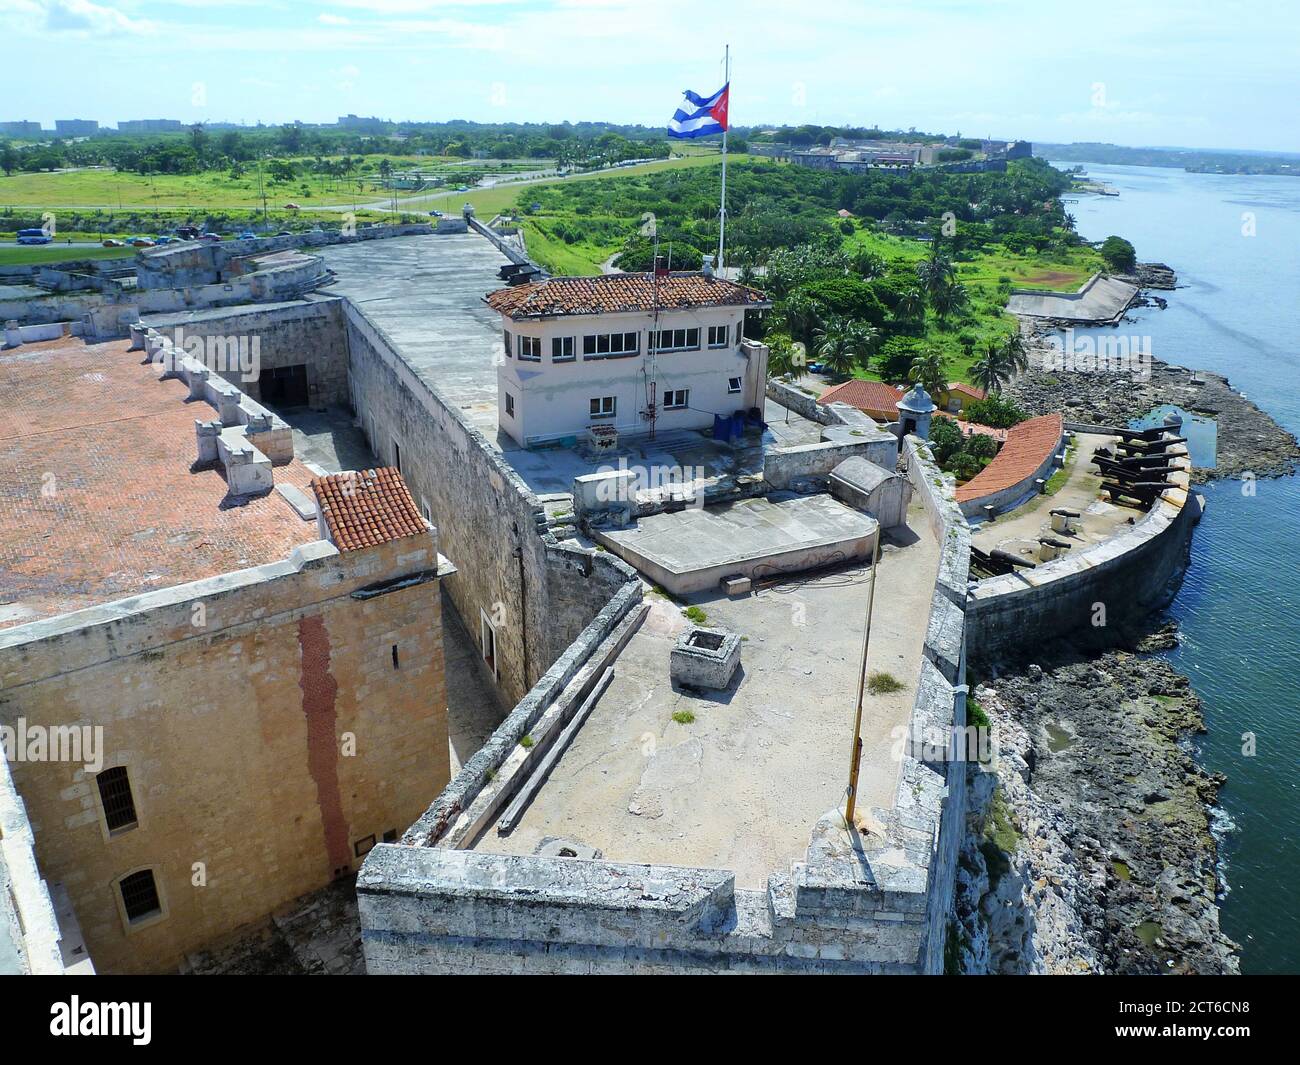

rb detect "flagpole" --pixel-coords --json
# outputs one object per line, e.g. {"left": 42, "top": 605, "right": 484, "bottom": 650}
{"left": 717, "top": 44, "right": 729, "bottom": 273}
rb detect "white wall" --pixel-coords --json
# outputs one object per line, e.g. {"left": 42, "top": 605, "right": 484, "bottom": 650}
{"left": 495, "top": 307, "right": 754, "bottom": 446}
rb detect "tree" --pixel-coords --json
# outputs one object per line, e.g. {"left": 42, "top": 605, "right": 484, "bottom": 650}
{"left": 907, "top": 346, "right": 947, "bottom": 398}
{"left": 965, "top": 395, "right": 1029, "bottom": 429}
{"left": 0, "top": 143, "right": 18, "bottom": 176}
{"left": 1100, "top": 235, "right": 1136, "bottom": 272}
{"left": 929, "top": 280, "right": 969, "bottom": 324}
{"left": 812, "top": 316, "right": 861, "bottom": 378}
{"left": 916, "top": 243, "right": 957, "bottom": 303}
{"left": 766, "top": 333, "right": 802, "bottom": 378}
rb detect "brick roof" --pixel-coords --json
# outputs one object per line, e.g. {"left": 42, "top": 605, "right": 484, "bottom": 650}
{"left": 0, "top": 338, "right": 319, "bottom": 627}
{"left": 484, "top": 271, "right": 770, "bottom": 319}
{"left": 945, "top": 381, "right": 986, "bottom": 400}
{"left": 817, "top": 379, "right": 904, "bottom": 416}
{"left": 954, "top": 413, "right": 1064, "bottom": 503}
{"left": 312, "top": 468, "right": 427, "bottom": 552}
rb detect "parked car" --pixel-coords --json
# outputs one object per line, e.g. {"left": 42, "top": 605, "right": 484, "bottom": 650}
{"left": 276, "top": 231, "right": 293, "bottom": 237}
{"left": 176, "top": 226, "right": 201, "bottom": 241}
{"left": 430, "top": 210, "right": 443, "bottom": 218}
{"left": 283, "top": 202, "right": 301, "bottom": 210}
{"left": 127, "top": 237, "right": 154, "bottom": 247}
{"left": 102, "top": 238, "right": 125, "bottom": 247}
{"left": 806, "top": 362, "right": 826, "bottom": 374}
{"left": 198, "top": 233, "right": 222, "bottom": 243}
{"left": 154, "top": 235, "right": 175, "bottom": 245}
{"left": 238, "top": 230, "right": 256, "bottom": 240}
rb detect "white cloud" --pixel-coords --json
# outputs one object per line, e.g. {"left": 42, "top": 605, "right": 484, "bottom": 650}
{"left": 41, "top": 0, "right": 153, "bottom": 35}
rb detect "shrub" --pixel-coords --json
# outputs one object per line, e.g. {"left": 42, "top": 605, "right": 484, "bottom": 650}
{"left": 964, "top": 433, "right": 999, "bottom": 460}
{"left": 965, "top": 395, "right": 1028, "bottom": 429}
{"left": 683, "top": 605, "right": 707, "bottom": 624}
{"left": 1099, "top": 234, "right": 1137, "bottom": 272}
{"left": 927, "top": 417, "right": 965, "bottom": 464}
{"left": 672, "top": 709, "right": 696, "bottom": 725}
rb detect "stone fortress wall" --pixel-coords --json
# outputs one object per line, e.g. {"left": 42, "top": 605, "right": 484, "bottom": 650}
{"left": 354, "top": 426, "right": 970, "bottom": 975}
{"left": 1, "top": 225, "right": 1204, "bottom": 974}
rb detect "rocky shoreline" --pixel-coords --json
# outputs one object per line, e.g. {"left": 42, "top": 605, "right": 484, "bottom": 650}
{"left": 953, "top": 625, "right": 1240, "bottom": 975}
{"left": 952, "top": 263, "right": 1258, "bottom": 975}
{"left": 1005, "top": 263, "right": 1300, "bottom": 482}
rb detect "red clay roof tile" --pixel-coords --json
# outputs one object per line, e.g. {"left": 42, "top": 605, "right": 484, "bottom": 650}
{"left": 817, "top": 379, "right": 904, "bottom": 417}
{"left": 954, "top": 413, "right": 1064, "bottom": 502}
{"left": 311, "top": 467, "right": 427, "bottom": 552}
{"left": 484, "top": 272, "right": 770, "bottom": 319}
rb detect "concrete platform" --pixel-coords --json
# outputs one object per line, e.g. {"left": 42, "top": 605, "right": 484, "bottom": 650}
{"left": 1005, "top": 273, "right": 1138, "bottom": 323}
{"left": 596, "top": 493, "right": 879, "bottom": 595}
{"left": 473, "top": 500, "right": 939, "bottom": 888}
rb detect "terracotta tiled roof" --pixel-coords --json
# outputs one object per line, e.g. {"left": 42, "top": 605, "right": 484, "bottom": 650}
{"left": 484, "top": 271, "right": 770, "bottom": 319}
{"left": 954, "top": 413, "right": 1064, "bottom": 503}
{"left": 945, "top": 381, "right": 986, "bottom": 400}
{"left": 311, "top": 467, "right": 427, "bottom": 552}
{"left": 818, "top": 379, "right": 904, "bottom": 417}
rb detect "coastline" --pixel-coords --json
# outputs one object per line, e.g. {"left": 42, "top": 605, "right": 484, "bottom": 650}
{"left": 951, "top": 265, "right": 1293, "bottom": 974}
{"left": 954, "top": 624, "right": 1239, "bottom": 974}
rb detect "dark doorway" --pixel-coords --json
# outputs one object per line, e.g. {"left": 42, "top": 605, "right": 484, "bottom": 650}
{"left": 902, "top": 417, "right": 917, "bottom": 435}
{"left": 259, "top": 364, "right": 309, "bottom": 408}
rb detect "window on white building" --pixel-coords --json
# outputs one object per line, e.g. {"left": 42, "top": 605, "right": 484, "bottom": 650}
{"left": 518, "top": 335, "right": 542, "bottom": 361}
{"left": 582, "top": 331, "right": 638, "bottom": 359}
{"left": 590, "top": 396, "right": 616, "bottom": 419}
{"left": 653, "top": 327, "right": 700, "bottom": 352}
{"left": 503, "top": 330, "right": 512, "bottom": 358}
{"left": 505, "top": 392, "right": 515, "bottom": 417}
{"left": 663, "top": 389, "right": 689, "bottom": 410}
{"left": 728, "top": 376, "right": 743, "bottom": 394}
{"left": 708, "top": 324, "right": 730, "bottom": 348}
{"left": 552, "top": 336, "right": 575, "bottom": 362}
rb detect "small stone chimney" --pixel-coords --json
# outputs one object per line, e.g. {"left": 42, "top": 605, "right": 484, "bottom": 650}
{"left": 701, "top": 254, "right": 715, "bottom": 279}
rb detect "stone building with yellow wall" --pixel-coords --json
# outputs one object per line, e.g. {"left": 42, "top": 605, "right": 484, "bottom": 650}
{"left": 0, "top": 336, "right": 450, "bottom": 973}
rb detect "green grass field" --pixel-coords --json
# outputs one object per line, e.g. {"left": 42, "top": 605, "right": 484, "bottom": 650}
{"left": 843, "top": 225, "right": 1103, "bottom": 383}
{"left": 0, "top": 243, "right": 138, "bottom": 266}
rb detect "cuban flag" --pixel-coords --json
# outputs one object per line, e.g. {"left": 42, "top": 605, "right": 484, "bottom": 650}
{"left": 667, "top": 82, "right": 729, "bottom": 139}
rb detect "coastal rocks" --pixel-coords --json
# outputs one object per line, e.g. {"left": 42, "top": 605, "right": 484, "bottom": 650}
{"left": 1007, "top": 336, "right": 1300, "bottom": 481}
{"left": 953, "top": 647, "right": 1240, "bottom": 975}
{"left": 1116, "top": 261, "right": 1179, "bottom": 290}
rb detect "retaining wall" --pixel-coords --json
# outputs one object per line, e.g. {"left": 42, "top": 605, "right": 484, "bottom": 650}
{"left": 966, "top": 445, "right": 1202, "bottom": 663}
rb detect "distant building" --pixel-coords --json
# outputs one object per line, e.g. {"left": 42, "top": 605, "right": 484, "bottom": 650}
{"left": 337, "top": 114, "right": 388, "bottom": 131}
{"left": 0, "top": 120, "right": 43, "bottom": 136}
{"left": 116, "top": 119, "right": 184, "bottom": 134}
{"left": 486, "top": 270, "right": 772, "bottom": 448}
{"left": 54, "top": 119, "right": 99, "bottom": 137}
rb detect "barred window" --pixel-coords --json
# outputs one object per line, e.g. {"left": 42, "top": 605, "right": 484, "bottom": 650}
{"left": 97, "top": 766, "right": 138, "bottom": 833}
{"left": 119, "top": 869, "right": 161, "bottom": 923}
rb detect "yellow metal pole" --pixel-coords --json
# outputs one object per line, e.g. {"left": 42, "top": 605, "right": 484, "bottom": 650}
{"left": 844, "top": 532, "right": 881, "bottom": 825}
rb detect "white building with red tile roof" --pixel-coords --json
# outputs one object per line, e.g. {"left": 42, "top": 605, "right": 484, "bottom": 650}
{"left": 484, "top": 271, "right": 772, "bottom": 447}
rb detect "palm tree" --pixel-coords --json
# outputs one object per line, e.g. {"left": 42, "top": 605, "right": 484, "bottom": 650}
{"left": 843, "top": 321, "right": 879, "bottom": 372}
{"left": 916, "top": 244, "right": 957, "bottom": 303}
{"left": 971, "top": 332, "right": 1031, "bottom": 395}
{"left": 972, "top": 344, "right": 1010, "bottom": 396}
{"left": 907, "top": 346, "right": 947, "bottom": 399}
{"left": 999, "top": 330, "right": 1031, "bottom": 376}
{"left": 929, "top": 280, "right": 969, "bottom": 325}
{"left": 781, "top": 291, "right": 821, "bottom": 346}
{"left": 766, "top": 336, "right": 802, "bottom": 379}
{"left": 813, "top": 317, "right": 857, "bottom": 378}
{"left": 896, "top": 287, "right": 926, "bottom": 324}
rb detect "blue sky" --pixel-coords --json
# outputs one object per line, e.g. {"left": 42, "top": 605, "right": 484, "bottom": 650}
{"left": 2, "top": 0, "right": 1297, "bottom": 151}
